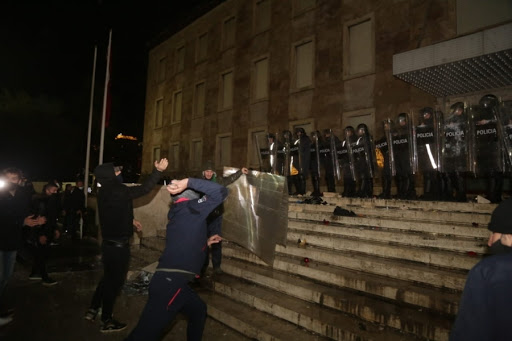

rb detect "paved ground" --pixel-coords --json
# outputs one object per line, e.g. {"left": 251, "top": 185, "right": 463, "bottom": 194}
{"left": 0, "top": 237, "right": 251, "bottom": 341}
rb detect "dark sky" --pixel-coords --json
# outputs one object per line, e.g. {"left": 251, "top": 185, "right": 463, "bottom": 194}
{"left": 0, "top": 0, "right": 223, "bottom": 181}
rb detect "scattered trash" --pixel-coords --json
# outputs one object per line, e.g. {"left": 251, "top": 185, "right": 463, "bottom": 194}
{"left": 333, "top": 206, "right": 357, "bottom": 217}
{"left": 303, "top": 257, "right": 310, "bottom": 266}
{"left": 472, "top": 222, "right": 479, "bottom": 227}
{"left": 467, "top": 251, "right": 478, "bottom": 257}
{"left": 123, "top": 271, "right": 153, "bottom": 296}
{"left": 303, "top": 197, "right": 325, "bottom": 205}
{"left": 298, "top": 239, "right": 307, "bottom": 248}
{"left": 323, "top": 219, "right": 330, "bottom": 225}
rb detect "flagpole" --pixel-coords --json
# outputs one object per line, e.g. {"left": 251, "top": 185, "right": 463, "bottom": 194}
{"left": 82, "top": 45, "right": 97, "bottom": 239}
{"left": 99, "top": 29, "right": 112, "bottom": 165}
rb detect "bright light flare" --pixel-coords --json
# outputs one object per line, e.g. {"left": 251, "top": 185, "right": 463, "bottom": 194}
{"left": 0, "top": 179, "right": 6, "bottom": 189}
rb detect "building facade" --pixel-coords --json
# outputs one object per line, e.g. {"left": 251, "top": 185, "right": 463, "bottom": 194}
{"left": 141, "top": 0, "right": 512, "bottom": 181}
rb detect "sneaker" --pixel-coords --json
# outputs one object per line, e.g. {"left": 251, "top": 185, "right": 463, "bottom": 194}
{"left": 213, "top": 267, "right": 223, "bottom": 275}
{"left": 84, "top": 308, "right": 99, "bottom": 321}
{"left": 29, "top": 273, "right": 42, "bottom": 280}
{"left": 42, "top": 278, "right": 58, "bottom": 286}
{"left": 100, "top": 318, "right": 127, "bottom": 333}
{"left": 0, "top": 316, "right": 13, "bottom": 327}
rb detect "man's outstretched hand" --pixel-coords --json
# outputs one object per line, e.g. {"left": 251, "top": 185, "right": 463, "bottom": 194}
{"left": 154, "top": 158, "right": 169, "bottom": 172}
{"left": 208, "top": 234, "right": 222, "bottom": 246}
{"left": 166, "top": 178, "right": 189, "bottom": 195}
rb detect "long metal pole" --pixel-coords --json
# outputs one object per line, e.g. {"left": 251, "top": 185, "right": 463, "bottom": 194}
{"left": 99, "top": 29, "right": 112, "bottom": 165}
{"left": 82, "top": 46, "right": 97, "bottom": 239}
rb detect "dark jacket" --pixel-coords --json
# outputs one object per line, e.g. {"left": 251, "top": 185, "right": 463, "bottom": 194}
{"left": 158, "top": 178, "right": 228, "bottom": 275}
{"left": 29, "top": 192, "right": 60, "bottom": 241}
{"left": 0, "top": 187, "right": 32, "bottom": 251}
{"left": 450, "top": 253, "right": 512, "bottom": 341}
{"left": 94, "top": 163, "right": 162, "bottom": 240}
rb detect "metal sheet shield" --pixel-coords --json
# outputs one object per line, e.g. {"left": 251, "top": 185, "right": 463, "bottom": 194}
{"left": 221, "top": 168, "right": 288, "bottom": 265}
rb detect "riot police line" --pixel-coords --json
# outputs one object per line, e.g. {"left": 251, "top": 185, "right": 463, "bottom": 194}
{"left": 255, "top": 94, "right": 512, "bottom": 203}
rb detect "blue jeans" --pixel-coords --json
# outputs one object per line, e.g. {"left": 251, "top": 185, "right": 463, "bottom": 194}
{"left": 0, "top": 250, "right": 17, "bottom": 296}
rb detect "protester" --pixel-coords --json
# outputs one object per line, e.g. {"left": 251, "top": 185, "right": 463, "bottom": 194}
{"left": 84, "top": 159, "right": 168, "bottom": 333}
{"left": 0, "top": 167, "right": 44, "bottom": 327}
{"left": 450, "top": 199, "right": 512, "bottom": 340}
{"left": 125, "top": 177, "right": 227, "bottom": 341}
{"left": 28, "top": 182, "right": 61, "bottom": 286}
{"left": 201, "top": 160, "right": 247, "bottom": 275}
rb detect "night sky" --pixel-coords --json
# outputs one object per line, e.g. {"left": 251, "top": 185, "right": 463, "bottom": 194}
{"left": 1, "top": 0, "right": 223, "bottom": 181}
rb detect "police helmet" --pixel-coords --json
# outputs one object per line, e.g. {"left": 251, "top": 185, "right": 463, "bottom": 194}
{"left": 450, "top": 102, "right": 464, "bottom": 115}
{"left": 356, "top": 123, "right": 369, "bottom": 136}
{"left": 397, "top": 113, "right": 408, "bottom": 124}
{"left": 479, "top": 94, "right": 498, "bottom": 109}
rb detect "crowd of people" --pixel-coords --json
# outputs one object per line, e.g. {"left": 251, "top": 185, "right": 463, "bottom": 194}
{"left": 259, "top": 94, "right": 511, "bottom": 203}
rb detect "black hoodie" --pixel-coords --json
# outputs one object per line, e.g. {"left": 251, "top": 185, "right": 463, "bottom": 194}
{"left": 94, "top": 163, "right": 162, "bottom": 240}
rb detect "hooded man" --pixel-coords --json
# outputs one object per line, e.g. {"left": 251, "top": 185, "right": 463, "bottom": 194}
{"left": 125, "top": 177, "right": 227, "bottom": 341}
{"left": 201, "top": 160, "right": 247, "bottom": 274}
{"left": 450, "top": 199, "right": 512, "bottom": 340}
{"left": 84, "top": 158, "right": 168, "bottom": 333}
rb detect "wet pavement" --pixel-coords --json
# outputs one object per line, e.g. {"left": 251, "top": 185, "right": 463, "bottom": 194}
{"left": 0, "top": 236, "right": 251, "bottom": 341}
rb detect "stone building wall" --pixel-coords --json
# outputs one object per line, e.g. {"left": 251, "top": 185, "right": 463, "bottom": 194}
{"left": 140, "top": 0, "right": 506, "bottom": 179}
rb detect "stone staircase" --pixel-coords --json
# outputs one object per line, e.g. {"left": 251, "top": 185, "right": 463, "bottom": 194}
{"left": 141, "top": 196, "right": 496, "bottom": 341}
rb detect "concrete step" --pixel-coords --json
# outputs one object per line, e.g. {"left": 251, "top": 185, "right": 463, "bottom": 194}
{"left": 201, "top": 290, "right": 331, "bottom": 341}
{"left": 286, "top": 229, "right": 482, "bottom": 271}
{"left": 291, "top": 202, "right": 491, "bottom": 225}
{"left": 294, "top": 196, "right": 496, "bottom": 215}
{"left": 276, "top": 242, "right": 467, "bottom": 290}
{"left": 288, "top": 220, "right": 487, "bottom": 254}
{"left": 289, "top": 211, "right": 489, "bottom": 239}
{"left": 210, "top": 274, "right": 421, "bottom": 341}
{"left": 220, "top": 257, "right": 453, "bottom": 341}
{"left": 223, "top": 243, "right": 461, "bottom": 314}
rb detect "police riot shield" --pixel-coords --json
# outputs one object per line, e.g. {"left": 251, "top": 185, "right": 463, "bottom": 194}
{"left": 310, "top": 131, "right": 321, "bottom": 176}
{"left": 443, "top": 102, "right": 469, "bottom": 173}
{"left": 496, "top": 102, "right": 512, "bottom": 171}
{"left": 328, "top": 130, "right": 342, "bottom": 181}
{"left": 375, "top": 119, "right": 396, "bottom": 177}
{"left": 282, "top": 130, "right": 292, "bottom": 177}
{"left": 395, "top": 113, "right": 415, "bottom": 177}
{"left": 343, "top": 128, "right": 357, "bottom": 181}
{"left": 354, "top": 132, "right": 375, "bottom": 179}
{"left": 268, "top": 132, "right": 282, "bottom": 175}
{"left": 469, "top": 103, "right": 502, "bottom": 175}
{"left": 433, "top": 109, "right": 444, "bottom": 173}
{"left": 255, "top": 133, "right": 271, "bottom": 172}
{"left": 415, "top": 107, "right": 442, "bottom": 173}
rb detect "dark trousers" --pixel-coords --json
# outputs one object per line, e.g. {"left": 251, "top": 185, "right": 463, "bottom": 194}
{"left": 31, "top": 242, "right": 49, "bottom": 280}
{"left": 89, "top": 242, "right": 130, "bottom": 320}
{"left": 126, "top": 272, "right": 207, "bottom": 341}
{"left": 203, "top": 216, "right": 222, "bottom": 272}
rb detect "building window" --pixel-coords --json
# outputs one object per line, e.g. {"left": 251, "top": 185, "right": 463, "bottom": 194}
{"left": 293, "top": 39, "right": 314, "bottom": 89}
{"left": 176, "top": 46, "right": 185, "bottom": 73}
{"left": 191, "top": 139, "right": 203, "bottom": 170}
{"left": 158, "top": 56, "right": 166, "bottom": 82}
{"left": 193, "top": 81, "right": 206, "bottom": 118}
{"left": 253, "top": 57, "right": 269, "bottom": 100}
{"left": 254, "top": 0, "right": 271, "bottom": 34}
{"left": 293, "top": 0, "right": 315, "bottom": 16}
{"left": 217, "top": 134, "right": 232, "bottom": 168}
{"left": 171, "top": 90, "right": 182, "bottom": 124}
{"left": 155, "top": 98, "right": 163, "bottom": 128}
{"left": 196, "top": 33, "right": 208, "bottom": 63}
{"left": 153, "top": 146, "right": 161, "bottom": 161}
{"left": 169, "top": 142, "right": 179, "bottom": 170}
{"left": 344, "top": 14, "right": 374, "bottom": 78}
{"left": 220, "top": 70, "right": 234, "bottom": 110}
{"left": 222, "top": 16, "right": 236, "bottom": 49}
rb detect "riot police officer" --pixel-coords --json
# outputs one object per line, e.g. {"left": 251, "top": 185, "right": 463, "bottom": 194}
{"left": 442, "top": 102, "right": 468, "bottom": 201}
{"left": 473, "top": 94, "right": 503, "bottom": 203}
{"left": 289, "top": 128, "right": 311, "bottom": 195}
{"left": 354, "top": 124, "right": 375, "bottom": 198}
{"left": 416, "top": 107, "right": 441, "bottom": 200}
{"left": 310, "top": 130, "right": 322, "bottom": 197}
{"left": 340, "top": 126, "right": 356, "bottom": 197}
{"left": 320, "top": 129, "right": 341, "bottom": 193}
{"left": 395, "top": 113, "right": 416, "bottom": 199}
{"left": 375, "top": 119, "right": 395, "bottom": 199}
